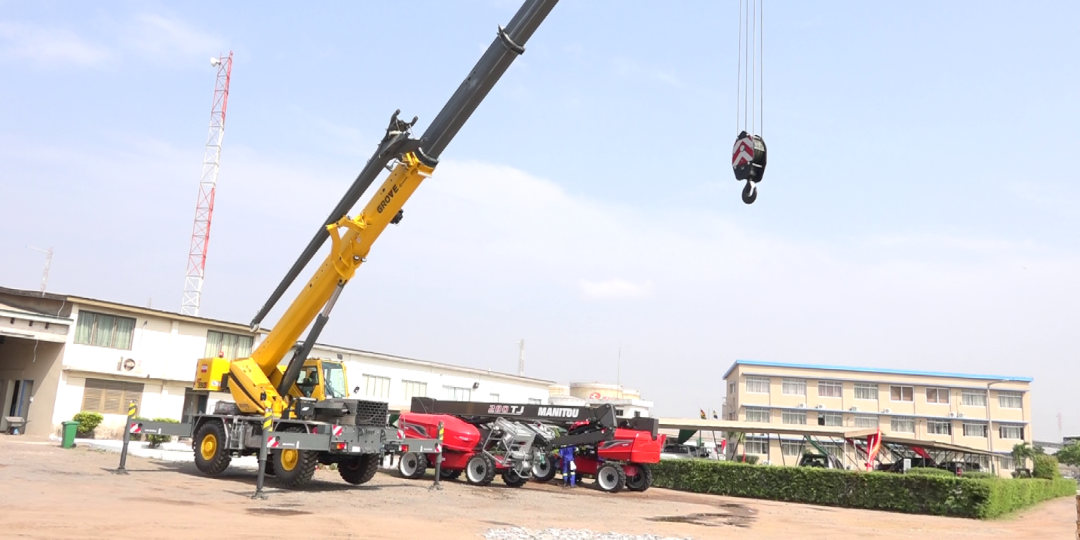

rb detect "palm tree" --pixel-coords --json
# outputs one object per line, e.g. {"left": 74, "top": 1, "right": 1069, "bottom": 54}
{"left": 1012, "top": 442, "right": 1036, "bottom": 474}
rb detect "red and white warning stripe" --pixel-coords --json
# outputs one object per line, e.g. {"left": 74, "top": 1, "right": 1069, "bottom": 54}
{"left": 435, "top": 443, "right": 442, "bottom": 454}
{"left": 396, "top": 429, "right": 404, "bottom": 440}
{"left": 129, "top": 423, "right": 142, "bottom": 434}
{"left": 331, "top": 424, "right": 343, "bottom": 437}
{"left": 267, "top": 436, "right": 279, "bottom": 448}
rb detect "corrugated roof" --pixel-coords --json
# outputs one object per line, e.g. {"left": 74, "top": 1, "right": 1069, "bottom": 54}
{"left": 723, "top": 359, "right": 1032, "bottom": 383}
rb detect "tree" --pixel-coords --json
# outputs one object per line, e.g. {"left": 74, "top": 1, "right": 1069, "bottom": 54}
{"left": 1012, "top": 442, "right": 1036, "bottom": 470}
{"left": 1054, "top": 441, "right": 1080, "bottom": 468}
{"left": 1033, "top": 453, "right": 1061, "bottom": 480}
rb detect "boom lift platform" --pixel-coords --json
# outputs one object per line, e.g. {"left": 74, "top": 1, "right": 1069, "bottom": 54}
{"left": 135, "top": 0, "right": 559, "bottom": 490}
{"left": 398, "top": 398, "right": 664, "bottom": 492}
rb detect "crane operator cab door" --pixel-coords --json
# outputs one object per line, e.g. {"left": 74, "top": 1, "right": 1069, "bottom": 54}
{"left": 295, "top": 359, "right": 350, "bottom": 400}
{"left": 732, "top": 131, "right": 767, "bottom": 204}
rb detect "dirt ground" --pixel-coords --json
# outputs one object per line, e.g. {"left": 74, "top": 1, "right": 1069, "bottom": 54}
{"left": 0, "top": 435, "right": 1074, "bottom": 540}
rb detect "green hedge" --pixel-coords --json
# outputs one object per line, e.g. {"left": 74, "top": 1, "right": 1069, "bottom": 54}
{"left": 652, "top": 460, "right": 1076, "bottom": 519}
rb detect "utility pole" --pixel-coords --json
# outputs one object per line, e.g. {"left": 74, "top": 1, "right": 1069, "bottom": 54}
{"left": 26, "top": 246, "right": 52, "bottom": 296}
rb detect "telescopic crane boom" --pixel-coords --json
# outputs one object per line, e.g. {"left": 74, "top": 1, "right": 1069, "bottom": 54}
{"left": 199, "top": 0, "right": 559, "bottom": 416}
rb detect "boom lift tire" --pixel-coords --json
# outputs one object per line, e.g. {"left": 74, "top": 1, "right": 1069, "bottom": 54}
{"left": 193, "top": 421, "right": 231, "bottom": 476}
{"left": 398, "top": 452, "right": 428, "bottom": 479}
{"left": 273, "top": 426, "right": 318, "bottom": 488}
{"left": 502, "top": 468, "right": 529, "bottom": 488}
{"left": 595, "top": 462, "right": 627, "bottom": 493}
{"left": 531, "top": 454, "right": 558, "bottom": 483}
{"left": 339, "top": 454, "right": 379, "bottom": 485}
{"left": 439, "top": 468, "right": 462, "bottom": 480}
{"left": 624, "top": 464, "right": 653, "bottom": 492}
{"left": 465, "top": 453, "right": 498, "bottom": 486}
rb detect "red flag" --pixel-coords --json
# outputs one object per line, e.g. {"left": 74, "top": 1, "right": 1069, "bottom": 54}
{"left": 865, "top": 427, "right": 883, "bottom": 471}
{"left": 699, "top": 409, "right": 707, "bottom": 419}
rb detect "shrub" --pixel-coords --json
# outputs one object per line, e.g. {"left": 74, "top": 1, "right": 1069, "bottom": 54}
{"left": 652, "top": 459, "right": 1076, "bottom": 519}
{"left": 1033, "top": 454, "right": 1061, "bottom": 480}
{"left": 73, "top": 412, "right": 103, "bottom": 436}
{"left": 146, "top": 418, "right": 179, "bottom": 448}
{"left": 962, "top": 472, "right": 997, "bottom": 479}
{"left": 906, "top": 467, "right": 955, "bottom": 477}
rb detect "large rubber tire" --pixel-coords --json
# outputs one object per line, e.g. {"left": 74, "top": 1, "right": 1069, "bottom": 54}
{"left": 465, "top": 453, "right": 497, "bottom": 486}
{"left": 439, "top": 468, "right": 462, "bottom": 481}
{"left": 339, "top": 454, "right": 380, "bottom": 485}
{"left": 398, "top": 452, "right": 428, "bottom": 479}
{"left": 272, "top": 426, "right": 318, "bottom": 488}
{"left": 595, "top": 463, "right": 627, "bottom": 493}
{"left": 625, "top": 464, "right": 654, "bottom": 492}
{"left": 502, "top": 468, "right": 529, "bottom": 488}
{"left": 531, "top": 455, "right": 558, "bottom": 483}
{"left": 193, "top": 421, "right": 231, "bottom": 476}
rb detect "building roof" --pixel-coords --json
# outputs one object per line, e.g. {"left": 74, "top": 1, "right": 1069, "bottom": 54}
{"left": 658, "top": 417, "right": 879, "bottom": 440}
{"left": 723, "top": 359, "right": 1032, "bottom": 383}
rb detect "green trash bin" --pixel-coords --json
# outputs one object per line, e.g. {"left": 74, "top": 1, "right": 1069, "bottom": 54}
{"left": 61, "top": 421, "right": 80, "bottom": 449}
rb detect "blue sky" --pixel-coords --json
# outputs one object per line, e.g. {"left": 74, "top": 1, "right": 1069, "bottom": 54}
{"left": 2, "top": 1, "right": 1078, "bottom": 438}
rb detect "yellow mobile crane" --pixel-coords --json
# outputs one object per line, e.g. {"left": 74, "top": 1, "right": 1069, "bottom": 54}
{"left": 137, "top": 0, "right": 559, "bottom": 489}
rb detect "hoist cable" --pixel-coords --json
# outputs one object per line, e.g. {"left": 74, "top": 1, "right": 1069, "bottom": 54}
{"left": 743, "top": 0, "right": 749, "bottom": 131}
{"left": 760, "top": 0, "right": 764, "bottom": 135}
{"left": 736, "top": 0, "right": 743, "bottom": 133}
{"left": 751, "top": 0, "right": 756, "bottom": 135}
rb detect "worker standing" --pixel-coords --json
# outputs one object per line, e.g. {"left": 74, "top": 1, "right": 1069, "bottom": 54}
{"left": 560, "top": 445, "right": 577, "bottom": 488}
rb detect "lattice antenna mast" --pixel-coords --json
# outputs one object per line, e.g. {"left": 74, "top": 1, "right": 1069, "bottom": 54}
{"left": 182, "top": 52, "right": 233, "bottom": 316}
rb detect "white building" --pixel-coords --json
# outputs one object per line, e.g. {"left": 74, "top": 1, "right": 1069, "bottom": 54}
{"left": 0, "top": 285, "right": 550, "bottom": 437}
{"left": 547, "top": 382, "right": 654, "bottom": 419}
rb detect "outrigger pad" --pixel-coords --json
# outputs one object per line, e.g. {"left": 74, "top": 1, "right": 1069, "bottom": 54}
{"left": 732, "top": 131, "right": 767, "bottom": 184}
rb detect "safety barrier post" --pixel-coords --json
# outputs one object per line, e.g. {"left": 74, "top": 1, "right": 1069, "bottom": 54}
{"left": 430, "top": 421, "right": 444, "bottom": 491}
{"left": 252, "top": 397, "right": 271, "bottom": 500}
{"left": 114, "top": 400, "right": 138, "bottom": 475}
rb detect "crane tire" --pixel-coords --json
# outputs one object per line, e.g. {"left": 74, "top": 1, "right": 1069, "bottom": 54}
{"left": 193, "top": 421, "right": 231, "bottom": 476}
{"left": 465, "top": 453, "right": 498, "bottom": 486}
{"left": 339, "top": 454, "right": 380, "bottom": 485}
{"left": 273, "top": 426, "right": 318, "bottom": 488}
{"left": 595, "top": 463, "right": 627, "bottom": 493}
{"left": 625, "top": 464, "right": 654, "bottom": 492}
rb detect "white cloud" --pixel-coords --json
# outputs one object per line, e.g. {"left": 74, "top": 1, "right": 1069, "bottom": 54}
{"left": 0, "top": 21, "right": 113, "bottom": 66}
{"left": 579, "top": 279, "right": 652, "bottom": 299}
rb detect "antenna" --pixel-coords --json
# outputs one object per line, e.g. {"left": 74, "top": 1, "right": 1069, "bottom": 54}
{"left": 182, "top": 51, "right": 233, "bottom": 316}
{"left": 517, "top": 339, "right": 525, "bottom": 376}
{"left": 26, "top": 246, "right": 52, "bottom": 296}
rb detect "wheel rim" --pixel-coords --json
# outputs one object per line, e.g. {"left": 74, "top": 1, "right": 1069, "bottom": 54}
{"left": 533, "top": 458, "right": 551, "bottom": 478}
{"left": 199, "top": 433, "right": 218, "bottom": 461}
{"left": 400, "top": 454, "right": 418, "bottom": 476}
{"left": 280, "top": 449, "right": 298, "bottom": 471}
{"left": 626, "top": 471, "right": 644, "bottom": 489}
{"left": 468, "top": 458, "right": 487, "bottom": 482}
{"left": 598, "top": 467, "right": 618, "bottom": 490}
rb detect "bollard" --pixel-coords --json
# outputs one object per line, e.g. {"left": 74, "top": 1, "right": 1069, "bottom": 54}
{"left": 114, "top": 401, "right": 138, "bottom": 475}
{"left": 252, "top": 398, "right": 271, "bottom": 500}
{"left": 430, "top": 421, "right": 445, "bottom": 491}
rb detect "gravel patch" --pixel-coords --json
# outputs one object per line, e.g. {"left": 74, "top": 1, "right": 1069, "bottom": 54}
{"left": 483, "top": 528, "right": 693, "bottom": 540}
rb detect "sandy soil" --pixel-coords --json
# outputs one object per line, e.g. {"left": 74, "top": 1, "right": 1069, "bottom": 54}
{"left": 0, "top": 435, "right": 1074, "bottom": 540}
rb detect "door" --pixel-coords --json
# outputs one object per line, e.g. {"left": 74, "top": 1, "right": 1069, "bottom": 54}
{"left": 8, "top": 379, "right": 33, "bottom": 419}
{"left": 181, "top": 388, "right": 209, "bottom": 424}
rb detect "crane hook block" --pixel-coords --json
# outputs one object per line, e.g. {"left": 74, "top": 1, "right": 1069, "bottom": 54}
{"left": 732, "top": 131, "right": 767, "bottom": 183}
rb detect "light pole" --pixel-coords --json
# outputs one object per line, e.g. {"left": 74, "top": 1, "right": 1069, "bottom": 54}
{"left": 986, "top": 378, "right": 1013, "bottom": 475}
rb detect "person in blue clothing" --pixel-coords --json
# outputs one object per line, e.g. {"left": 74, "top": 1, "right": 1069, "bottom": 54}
{"left": 559, "top": 445, "right": 576, "bottom": 487}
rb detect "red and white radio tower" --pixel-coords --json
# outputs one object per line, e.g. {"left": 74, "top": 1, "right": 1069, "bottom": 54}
{"left": 182, "top": 52, "right": 233, "bottom": 316}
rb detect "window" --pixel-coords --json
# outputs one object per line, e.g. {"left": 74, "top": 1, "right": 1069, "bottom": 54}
{"left": 489, "top": 393, "right": 500, "bottom": 403}
{"left": 745, "top": 376, "right": 770, "bottom": 394}
{"left": 527, "top": 398, "right": 542, "bottom": 405}
{"left": 890, "top": 416, "right": 915, "bottom": 433}
{"left": 782, "top": 410, "right": 807, "bottom": 425}
{"left": 999, "top": 424, "right": 1024, "bottom": 440}
{"left": 81, "top": 378, "right": 144, "bottom": 414}
{"left": 402, "top": 380, "right": 427, "bottom": 403}
{"left": 728, "top": 382, "right": 736, "bottom": 395}
{"left": 854, "top": 383, "right": 878, "bottom": 400}
{"left": 925, "top": 387, "right": 950, "bottom": 404}
{"left": 818, "top": 381, "right": 842, "bottom": 398}
{"left": 444, "top": 386, "right": 471, "bottom": 401}
{"left": 927, "top": 420, "right": 952, "bottom": 435}
{"left": 999, "top": 392, "right": 1023, "bottom": 409}
{"left": 962, "top": 390, "right": 987, "bottom": 407}
{"left": 999, "top": 456, "right": 1014, "bottom": 470}
{"left": 362, "top": 374, "right": 391, "bottom": 399}
{"left": 890, "top": 386, "right": 913, "bottom": 402}
{"left": 854, "top": 415, "right": 878, "bottom": 428}
{"left": 74, "top": 311, "right": 135, "bottom": 350}
{"left": 817, "top": 412, "right": 842, "bottom": 426}
{"left": 782, "top": 378, "right": 807, "bottom": 396}
{"left": 744, "top": 437, "right": 769, "bottom": 455}
{"left": 745, "top": 407, "right": 770, "bottom": 423}
{"left": 781, "top": 441, "right": 805, "bottom": 457}
{"left": 963, "top": 423, "right": 988, "bottom": 438}
{"left": 204, "top": 330, "right": 254, "bottom": 360}
{"left": 819, "top": 442, "right": 844, "bottom": 459}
